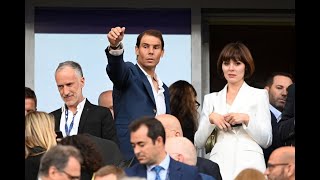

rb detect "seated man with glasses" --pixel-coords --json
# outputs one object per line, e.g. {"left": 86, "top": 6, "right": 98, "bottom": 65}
{"left": 264, "top": 146, "right": 295, "bottom": 180}
{"left": 38, "top": 145, "right": 83, "bottom": 180}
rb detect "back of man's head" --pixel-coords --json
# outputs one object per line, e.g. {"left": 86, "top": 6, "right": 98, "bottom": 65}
{"left": 165, "top": 137, "right": 197, "bottom": 166}
{"left": 155, "top": 114, "right": 183, "bottom": 137}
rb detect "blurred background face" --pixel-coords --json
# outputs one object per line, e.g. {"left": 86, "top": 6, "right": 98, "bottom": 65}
{"left": 130, "top": 125, "right": 160, "bottom": 165}
{"left": 266, "top": 75, "right": 293, "bottom": 111}
{"left": 25, "top": 98, "right": 36, "bottom": 115}
{"left": 222, "top": 59, "right": 245, "bottom": 84}
{"left": 55, "top": 66, "right": 84, "bottom": 108}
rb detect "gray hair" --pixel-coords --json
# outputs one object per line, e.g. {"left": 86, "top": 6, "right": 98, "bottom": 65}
{"left": 55, "top": 60, "right": 83, "bottom": 78}
{"left": 38, "top": 145, "right": 83, "bottom": 177}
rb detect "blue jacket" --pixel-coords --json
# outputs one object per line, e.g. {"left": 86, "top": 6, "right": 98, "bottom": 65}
{"left": 105, "top": 49, "right": 171, "bottom": 160}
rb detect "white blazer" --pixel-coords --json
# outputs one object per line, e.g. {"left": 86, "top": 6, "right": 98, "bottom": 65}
{"left": 194, "top": 82, "right": 272, "bottom": 180}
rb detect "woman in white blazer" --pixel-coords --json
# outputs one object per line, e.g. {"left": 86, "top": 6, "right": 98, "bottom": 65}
{"left": 194, "top": 42, "right": 272, "bottom": 180}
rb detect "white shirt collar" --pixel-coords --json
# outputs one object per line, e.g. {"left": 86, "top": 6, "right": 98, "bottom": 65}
{"left": 269, "top": 104, "right": 282, "bottom": 121}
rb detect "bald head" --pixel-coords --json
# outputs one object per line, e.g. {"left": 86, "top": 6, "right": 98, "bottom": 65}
{"left": 269, "top": 146, "right": 295, "bottom": 164}
{"left": 265, "top": 146, "right": 295, "bottom": 180}
{"left": 155, "top": 114, "right": 183, "bottom": 138}
{"left": 165, "top": 137, "right": 197, "bottom": 166}
{"left": 98, "top": 90, "right": 114, "bottom": 118}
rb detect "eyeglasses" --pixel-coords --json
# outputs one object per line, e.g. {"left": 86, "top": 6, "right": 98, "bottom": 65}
{"left": 195, "top": 101, "right": 200, "bottom": 109}
{"left": 267, "top": 163, "right": 289, "bottom": 170}
{"left": 61, "top": 170, "right": 80, "bottom": 180}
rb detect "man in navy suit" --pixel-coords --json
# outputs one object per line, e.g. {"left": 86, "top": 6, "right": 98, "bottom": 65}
{"left": 125, "top": 117, "right": 201, "bottom": 180}
{"left": 105, "top": 27, "right": 171, "bottom": 162}
{"left": 263, "top": 72, "right": 293, "bottom": 164}
{"left": 50, "top": 61, "right": 119, "bottom": 145}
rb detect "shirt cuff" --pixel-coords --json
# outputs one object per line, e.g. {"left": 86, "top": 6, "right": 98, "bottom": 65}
{"left": 108, "top": 42, "right": 124, "bottom": 56}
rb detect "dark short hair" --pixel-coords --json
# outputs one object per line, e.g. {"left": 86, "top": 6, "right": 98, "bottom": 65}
{"left": 217, "top": 42, "right": 255, "bottom": 79}
{"left": 129, "top": 116, "right": 166, "bottom": 144}
{"left": 264, "top": 72, "right": 294, "bottom": 88}
{"left": 136, "top": 29, "right": 164, "bottom": 50}
{"left": 25, "top": 87, "right": 37, "bottom": 107}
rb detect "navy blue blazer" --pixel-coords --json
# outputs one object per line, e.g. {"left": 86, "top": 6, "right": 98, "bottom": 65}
{"left": 196, "top": 157, "right": 222, "bottom": 180}
{"left": 105, "top": 49, "right": 171, "bottom": 160}
{"left": 50, "top": 99, "right": 119, "bottom": 145}
{"left": 125, "top": 157, "right": 202, "bottom": 180}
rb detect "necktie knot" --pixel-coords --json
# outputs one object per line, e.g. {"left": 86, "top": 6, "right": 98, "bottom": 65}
{"left": 152, "top": 165, "right": 163, "bottom": 180}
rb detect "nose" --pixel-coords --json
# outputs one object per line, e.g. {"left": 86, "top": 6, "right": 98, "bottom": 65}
{"left": 61, "top": 86, "right": 70, "bottom": 96}
{"left": 148, "top": 47, "right": 154, "bottom": 54}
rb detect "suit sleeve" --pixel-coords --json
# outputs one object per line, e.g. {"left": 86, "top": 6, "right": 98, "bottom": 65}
{"left": 101, "top": 108, "right": 119, "bottom": 146}
{"left": 194, "top": 94, "right": 217, "bottom": 148}
{"left": 244, "top": 89, "right": 273, "bottom": 148}
{"left": 278, "top": 84, "right": 295, "bottom": 145}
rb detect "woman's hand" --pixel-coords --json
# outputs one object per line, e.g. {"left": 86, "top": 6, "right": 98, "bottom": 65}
{"left": 209, "top": 112, "right": 232, "bottom": 131}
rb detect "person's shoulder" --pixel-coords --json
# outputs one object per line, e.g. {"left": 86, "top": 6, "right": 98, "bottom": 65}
{"left": 50, "top": 108, "right": 61, "bottom": 115}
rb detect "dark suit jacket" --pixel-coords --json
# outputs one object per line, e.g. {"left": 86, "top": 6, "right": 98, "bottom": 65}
{"left": 125, "top": 157, "right": 201, "bottom": 180}
{"left": 196, "top": 157, "right": 222, "bottom": 180}
{"left": 263, "top": 111, "right": 281, "bottom": 164}
{"left": 87, "top": 134, "right": 124, "bottom": 166}
{"left": 278, "top": 83, "right": 295, "bottom": 146}
{"left": 105, "top": 49, "right": 171, "bottom": 160}
{"left": 50, "top": 99, "right": 119, "bottom": 145}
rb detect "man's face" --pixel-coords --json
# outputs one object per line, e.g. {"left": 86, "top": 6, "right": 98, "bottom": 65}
{"left": 264, "top": 153, "right": 288, "bottom": 180}
{"left": 25, "top": 98, "right": 36, "bottom": 115}
{"left": 266, "top": 75, "right": 293, "bottom": 111}
{"left": 130, "top": 125, "right": 161, "bottom": 165}
{"left": 55, "top": 66, "right": 84, "bottom": 109}
{"left": 48, "top": 156, "right": 81, "bottom": 180}
{"left": 135, "top": 35, "right": 164, "bottom": 72}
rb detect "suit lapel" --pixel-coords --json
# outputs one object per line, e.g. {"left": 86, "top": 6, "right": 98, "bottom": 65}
{"left": 228, "top": 82, "right": 250, "bottom": 113}
{"left": 137, "top": 164, "right": 148, "bottom": 178}
{"left": 135, "top": 64, "right": 156, "bottom": 105}
{"left": 78, "top": 99, "right": 91, "bottom": 133}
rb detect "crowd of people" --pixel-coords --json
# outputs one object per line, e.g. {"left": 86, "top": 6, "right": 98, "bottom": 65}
{"left": 25, "top": 26, "right": 295, "bottom": 180}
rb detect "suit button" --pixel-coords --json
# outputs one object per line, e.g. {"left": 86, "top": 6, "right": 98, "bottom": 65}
{"left": 153, "top": 109, "right": 157, "bottom": 114}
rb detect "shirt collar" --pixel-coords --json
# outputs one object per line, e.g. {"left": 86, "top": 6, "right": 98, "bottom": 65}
{"left": 269, "top": 104, "right": 281, "bottom": 120}
{"left": 147, "top": 153, "right": 170, "bottom": 171}
{"left": 61, "top": 98, "right": 86, "bottom": 112}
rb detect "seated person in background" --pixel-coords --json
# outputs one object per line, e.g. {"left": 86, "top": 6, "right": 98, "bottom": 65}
{"left": 98, "top": 90, "right": 114, "bottom": 119}
{"left": 234, "top": 168, "right": 266, "bottom": 180}
{"left": 263, "top": 72, "right": 293, "bottom": 164}
{"left": 50, "top": 61, "right": 119, "bottom": 145}
{"left": 94, "top": 165, "right": 126, "bottom": 180}
{"left": 156, "top": 114, "right": 222, "bottom": 180}
{"left": 125, "top": 117, "right": 202, "bottom": 180}
{"left": 25, "top": 86, "right": 37, "bottom": 115}
{"left": 59, "top": 134, "right": 104, "bottom": 180}
{"left": 165, "top": 137, "right": 216, "bottom": 180}
{"left": 25, "top": 111, "right": 57, "bottom": 180}
{"left": 278, "top": 83, "right": 295, "bottom": 146}
{"left": 264, "top": 146, "right": 295, "bottom": 180}
{"left": 38, "top": 145, "right": 83, "bottom": 180}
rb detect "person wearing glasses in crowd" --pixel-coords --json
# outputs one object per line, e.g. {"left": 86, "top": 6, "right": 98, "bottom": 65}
{"left": 169, "top": 80, "right": 200, "bottom": 144}
{"left": 38, "top": 145, "right": 83, "bottom": 180}
{"left": 264, "top": 146, "right": 295, "bottom": 180}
